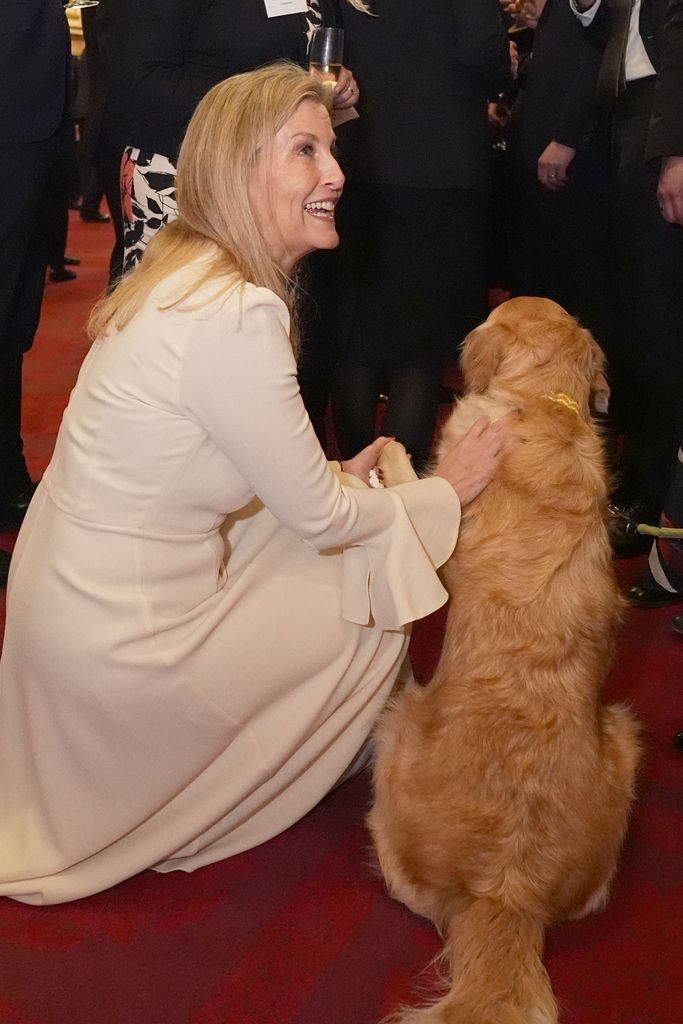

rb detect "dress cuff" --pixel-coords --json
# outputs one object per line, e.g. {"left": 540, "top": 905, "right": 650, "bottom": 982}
{"left": 341, "top": 477, "right": 461, "bottom": 630}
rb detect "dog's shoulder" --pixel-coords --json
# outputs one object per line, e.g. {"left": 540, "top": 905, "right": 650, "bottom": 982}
{"left": 439, "top": 394, "right": 512, "bottom": 451}
{"left": 503, "top": 399, "right": 608, "bottom": 507}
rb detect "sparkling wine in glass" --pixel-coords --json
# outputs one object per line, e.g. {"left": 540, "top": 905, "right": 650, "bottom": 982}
{"left": 308, "top": 27, "right": 344, "bottom": 108}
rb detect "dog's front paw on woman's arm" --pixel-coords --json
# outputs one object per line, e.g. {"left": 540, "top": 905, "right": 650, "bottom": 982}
{"left": 377, "top": 440, "right": 419, "bottom": 487}
{"left": 341, "top": 436, "right": 396, "bottom": 486}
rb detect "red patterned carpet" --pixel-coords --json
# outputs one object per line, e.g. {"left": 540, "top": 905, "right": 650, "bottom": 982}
{"left": 1, "top": 215, "right": 682, "bottom": 1024}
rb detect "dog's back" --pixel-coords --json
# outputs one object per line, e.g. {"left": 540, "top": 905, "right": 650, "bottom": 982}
{"left": 369, "top": 299, "right": 641, "bottom": 1024}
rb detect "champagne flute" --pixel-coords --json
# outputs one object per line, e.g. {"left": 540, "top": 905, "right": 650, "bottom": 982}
{"left": 308, "top": 27, "right": 344, "bottom": 109}
{"left": 64, "top": 0, "right": 100, "bottom": 8}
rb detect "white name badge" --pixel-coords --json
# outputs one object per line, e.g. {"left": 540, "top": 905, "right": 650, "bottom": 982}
{"left": 263, "top": 0, "right": 309, "bottom": 16}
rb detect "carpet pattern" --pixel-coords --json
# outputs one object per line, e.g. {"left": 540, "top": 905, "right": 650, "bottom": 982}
{"left": 0, "top": 214, "right": 682, "bottom": 1024}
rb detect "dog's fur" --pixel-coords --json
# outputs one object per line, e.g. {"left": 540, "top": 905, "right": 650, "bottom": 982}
{"left": 370, "top": 297, "right": 641, "bottom": 1024}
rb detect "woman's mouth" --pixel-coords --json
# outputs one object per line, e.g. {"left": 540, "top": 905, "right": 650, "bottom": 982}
{"left": 303, "top": 200, "right": 335, "bottom": 219}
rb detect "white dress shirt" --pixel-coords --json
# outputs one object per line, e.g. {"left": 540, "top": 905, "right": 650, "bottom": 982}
{"left": 571, "top": 0, "right": 656, "bottom": 81}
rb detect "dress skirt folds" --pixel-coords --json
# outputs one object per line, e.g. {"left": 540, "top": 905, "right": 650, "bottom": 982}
{"left": 0, "top": 267, "right": 460, "bottom": 904}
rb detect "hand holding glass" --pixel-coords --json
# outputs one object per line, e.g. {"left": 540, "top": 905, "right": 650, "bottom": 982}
{"left": 309, "top": 27, "right": 344, "bottom": 108}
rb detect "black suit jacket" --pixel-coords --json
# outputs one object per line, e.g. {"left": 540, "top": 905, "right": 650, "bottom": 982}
{"left": 508, "top": 0, "right": 604, "bottom": 171}
{"left": 646, "top": 0, "right": 683, "bottom": 157}
{"left": 582, "top": 0, "right": 667, "bottom": 64}
{"left": 336, "top": 0, "right": 511, "bottom": 190}
{"left": 0, "top": 0, "right": 69, "bottom": 144}
{"left": 99, "top": 0, "right": 339, "bottom": 163}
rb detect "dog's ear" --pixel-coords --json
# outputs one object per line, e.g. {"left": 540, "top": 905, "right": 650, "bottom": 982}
{"left": 460, "top": 322, "right": 511, "bottom": 393}
{"left": 592, "top": 369, "right": 610, "bottom": 415}
{"left": 575, "top": 326, "right": 610, "bottom": 415}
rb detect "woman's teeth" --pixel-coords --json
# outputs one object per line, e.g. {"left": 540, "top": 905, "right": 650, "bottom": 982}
{"left": 304, "top": 201, "right": 335, "bottom": 218}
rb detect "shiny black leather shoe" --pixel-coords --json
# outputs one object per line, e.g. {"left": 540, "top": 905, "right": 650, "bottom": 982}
{"left": 0, "top": 481, "right": 38, "bottom": 526}
{"left": 628, "top": 581, "right": 683, "bottom": 608}
{"left": 0, "top": 548, "right": 11, "bottom": 588}
{"left": 63, "top": 254, "right": 81, "bottom": 266}
{"left": 673, "top": 613, "right": 683, "bottom": 640}
{"left": 49, "top": 266, "right": 77, "bottom": 282}
{"left": 608, "top": 501, "right": 655, "bottom": 558}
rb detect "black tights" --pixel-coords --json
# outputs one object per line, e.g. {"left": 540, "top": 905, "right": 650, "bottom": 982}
{"left": 332, "top": 362, "right": 442, "bottom": 474}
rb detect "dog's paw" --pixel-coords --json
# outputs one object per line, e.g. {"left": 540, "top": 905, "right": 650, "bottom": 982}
{"left": 378, "top": 440, "right": 419, "bottom": 487}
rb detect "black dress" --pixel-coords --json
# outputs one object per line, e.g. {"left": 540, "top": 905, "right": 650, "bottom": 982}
{"left": 316, "top": 0, "right": 510, "bottom": 469}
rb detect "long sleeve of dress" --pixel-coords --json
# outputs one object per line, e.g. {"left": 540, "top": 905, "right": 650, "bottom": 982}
{"left": 178, "top": 286, "right": 461, "bottom": 630}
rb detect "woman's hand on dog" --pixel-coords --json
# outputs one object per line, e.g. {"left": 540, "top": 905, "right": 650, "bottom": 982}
{"left": 435, "top": 414, "right": 515, "bottom": 506}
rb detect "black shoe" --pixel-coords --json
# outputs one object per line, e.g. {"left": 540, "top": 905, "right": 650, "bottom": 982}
{"left": 0, "top": 481, "right": 38, "bottom": 526}
{"left": 0, "top": 549, "right": 11, "bottom": 588}
{"left": 672, "top": 613, "right": 683, "bottom": 639}
{"left": 49, "top": 266, "right": 77, "bottom": 282}
{"left": 80, "top": 210, "right": 110, "bottom": 223}
{"left": 63, "top": 255, "right": 81, "bottom": 266}
{"left": 607, "top": 501, "right": 655, "bottom": 559}
{"left": 628, "top": 581, "right": 683, "bottom": 608}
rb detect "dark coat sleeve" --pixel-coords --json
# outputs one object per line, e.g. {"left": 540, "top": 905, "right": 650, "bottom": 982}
{"left": 451, "top": 0, "right": 512, "bottom": 98}
{"left": 552, "top": 25, "right": 604, "bottom": 148}
{"left": 646, "top": 0, "right": 683, "bottom": 157}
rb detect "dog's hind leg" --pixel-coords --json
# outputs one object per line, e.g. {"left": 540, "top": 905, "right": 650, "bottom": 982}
{"left": 569, "top": 703, "right": 641, "bottom": 921}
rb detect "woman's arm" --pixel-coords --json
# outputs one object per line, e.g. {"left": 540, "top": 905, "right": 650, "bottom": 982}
{"left": 178, "top": 289, "right": 462, "bottom": 628}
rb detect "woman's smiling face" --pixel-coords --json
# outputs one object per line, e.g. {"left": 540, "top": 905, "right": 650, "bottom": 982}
{"left": 248, "top": 99, "right": 344, "bottom": 273}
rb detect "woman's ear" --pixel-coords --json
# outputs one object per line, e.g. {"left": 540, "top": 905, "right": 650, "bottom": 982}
{"left": 459, "top": 321, "right": 507, "bottom": 393}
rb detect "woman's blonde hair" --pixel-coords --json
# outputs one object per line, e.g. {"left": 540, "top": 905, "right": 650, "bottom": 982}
{"left": 87, "top": 62, "right": 328, "bottom": 345}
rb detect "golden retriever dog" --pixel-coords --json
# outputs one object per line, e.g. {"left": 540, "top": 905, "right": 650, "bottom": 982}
{"left": 370, "top": 297, "right": 641, "bottom": 1024}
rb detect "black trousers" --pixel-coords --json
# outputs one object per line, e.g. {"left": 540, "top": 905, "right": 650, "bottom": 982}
{"left": 608, "top": 77, "right": 683, "bottom": 512}
{"left": 506, "top": 130, "right": 616, "bottom": 354}
{"left": 0, "top": 132, "right": 61, "bottom": 497}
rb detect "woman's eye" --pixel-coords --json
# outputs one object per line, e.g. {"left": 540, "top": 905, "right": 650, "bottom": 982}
{"left": 298, "top": 143, "right": 314, "bottom": 156}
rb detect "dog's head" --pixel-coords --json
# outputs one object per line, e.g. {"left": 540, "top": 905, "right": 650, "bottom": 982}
{"left": 460, "top": 297, "right": 609, "bottom": 415}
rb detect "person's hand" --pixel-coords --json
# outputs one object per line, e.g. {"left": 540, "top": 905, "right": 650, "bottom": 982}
{"left": 333, "top": 66, "right": 360, "bottom": 110}
{"left": 341, "top": 436, "right": 394, "bottom": 483}
{"left": 488, "top": 100, "right": 509, "bottom": 128}
{"left": 537, "top": 141, "right": 576, "bottom": 190}
{"left": 500, "top": 0, "right": 545, "bottom": 29}
{"left": 509, "top": 40, "right": 519, "bottom": 79}
{"left": 434, "top": 414, "right": 516, "bottom": 507}
{"left": 657, "top": 156, "right": 683, "bottom": 227}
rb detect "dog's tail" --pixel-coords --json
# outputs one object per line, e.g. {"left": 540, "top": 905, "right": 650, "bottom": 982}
{"left": 386, "top": 897, "right": 557, "bottom": 1024}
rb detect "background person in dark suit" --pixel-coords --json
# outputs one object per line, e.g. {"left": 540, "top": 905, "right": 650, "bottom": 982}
{"left": 647, "top": 0, "right": 683, "bottom": 222}
{"left": 323, "top": 0, "right": 511, "bottom": 472}
{"left": 572, "top": 0, "right": 683, "bottom": 556}
{"left": 504, "top": 0, "right": 614, "bottom": 355}
{"left": 0, "top": 0, "right": 70, "bottom": 545}
{"left": 626, "top": 0, "right": 683, "bottom": 627}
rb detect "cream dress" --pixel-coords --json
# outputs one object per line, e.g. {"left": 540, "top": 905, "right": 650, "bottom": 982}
{"left": 0, "top": 270, "right": 460, "bottom": 905}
